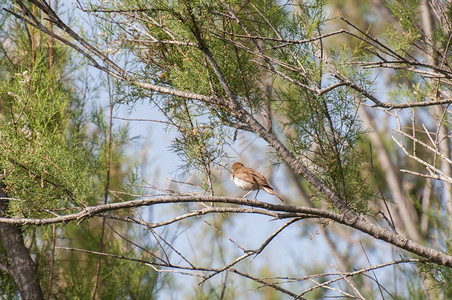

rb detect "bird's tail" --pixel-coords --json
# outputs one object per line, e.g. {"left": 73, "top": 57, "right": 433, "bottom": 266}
{"left": 263, "top": 187, "right": 285, "bottom": 203}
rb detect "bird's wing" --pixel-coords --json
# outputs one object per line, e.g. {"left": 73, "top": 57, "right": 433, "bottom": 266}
{"left": 248, "top": 169, "right": 272, "bottom": 189}
{"left": 233, "top": 166, "right": 273, "bottom": 189}
{"left": 232, "top": 168, "right": 256, "bottom": 183}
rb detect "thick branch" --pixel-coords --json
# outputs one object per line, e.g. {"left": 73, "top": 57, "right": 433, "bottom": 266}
{"left": 0, "top": 196, "right": 450, "bottom": 267}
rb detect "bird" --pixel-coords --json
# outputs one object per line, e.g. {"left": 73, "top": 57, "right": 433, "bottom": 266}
{"left": 230, "top": 162, "right": 285, "bottom": 203}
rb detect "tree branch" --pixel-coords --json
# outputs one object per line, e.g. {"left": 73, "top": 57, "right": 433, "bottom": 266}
{"left": 0, "top": 196, "right": 450, "bottom": 267}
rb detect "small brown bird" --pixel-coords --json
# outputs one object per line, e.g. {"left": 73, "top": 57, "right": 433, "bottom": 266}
{"left": 230, "top": 162, "right": 285, "bottom": 203}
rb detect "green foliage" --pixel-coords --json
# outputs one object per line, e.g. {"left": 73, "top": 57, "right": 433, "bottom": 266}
{"left": 0, "top": 53, "right": 99, "bottom": 216}
{"left": 278, "top": 42, "right": 372, "bottom": 212}
{"left": 417, "top": 261, "right": 452, "bottom": 299}
{"left": 0, "top": 3, "right": 162, "bottom": 298}
{"left": 383, "top": 0, "right": 423, "bottom": 56}
{"left": 168, "top": 98, "right": 230, "bottom": 178}
{"left": 43, "top": 222, "right": 160, "bottom": 299}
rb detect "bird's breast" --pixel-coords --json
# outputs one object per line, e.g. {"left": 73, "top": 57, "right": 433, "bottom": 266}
{"left": 231, "top": 174, "right": 258, "bottom": 191}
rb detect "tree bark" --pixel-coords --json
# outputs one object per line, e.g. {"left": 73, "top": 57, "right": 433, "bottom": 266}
{"left": 0, "top": 183, "right": 43, "bottom": 300}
